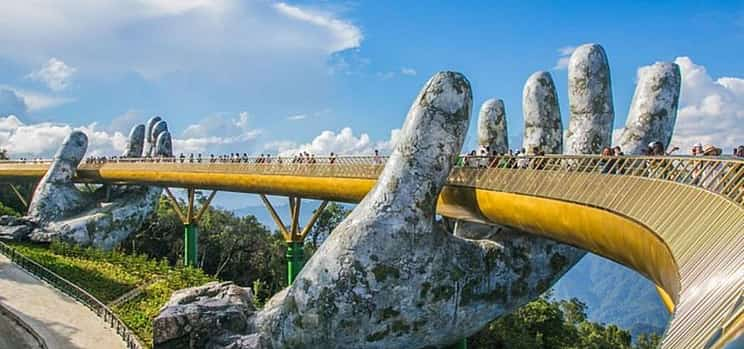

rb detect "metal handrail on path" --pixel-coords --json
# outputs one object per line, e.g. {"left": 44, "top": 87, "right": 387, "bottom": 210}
{"left": 0, "top": 241, "right": 144, "bottom": 349}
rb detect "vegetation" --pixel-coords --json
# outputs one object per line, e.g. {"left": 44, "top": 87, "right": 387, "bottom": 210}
{"left": 122, "top": 195, "right": 288, "bottom": 302}
{"left": 7, "top": 241, "right": 213, "bottom": 347}
{"left": 470, "top": 295, "right": 662, "bottom": 348}
{"left": 305, "top": 202, "right": 351, "bottom": 250}
{"left": 552, "top": 254, "right": 668, "bottom": 337}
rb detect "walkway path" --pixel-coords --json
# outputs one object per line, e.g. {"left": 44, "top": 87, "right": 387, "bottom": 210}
{"left": 0, "top": 254, "right": 126, "bottom": 349}
{"left": 0, "top": 308, "right": 41, "bottom": 349}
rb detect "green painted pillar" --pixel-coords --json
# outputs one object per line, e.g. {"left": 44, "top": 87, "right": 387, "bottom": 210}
{"left": 184, "top": 223, "right": 198, "bottom": 267}
{"left": 286, "top": 241, "right": 304, "bottom": 285}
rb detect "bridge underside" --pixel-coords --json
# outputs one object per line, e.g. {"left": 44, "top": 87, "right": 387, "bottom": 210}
{"left": 0, "top": 161, "right": 741, "bottom": 348}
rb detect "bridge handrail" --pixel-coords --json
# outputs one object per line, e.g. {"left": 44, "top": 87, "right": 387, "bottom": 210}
{"left": 0, "top": 241, "right": 145, "bottom": 349}
{"left": 0, "top": 155, "right": 741, "bottom": 206}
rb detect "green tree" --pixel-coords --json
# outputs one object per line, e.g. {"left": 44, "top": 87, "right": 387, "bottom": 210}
{"left": 634, "top": 333, "right": 662, "bottom": 349}
{"left": 122, "top": 193, "right": 288, "bottom": 302}
{"left": 305, "top": 202, "right": 351, "bottom": 250}
{"left": 0, "top": 149, "right": 34, "bottom": 214}
{"left": 470, "top": 295, "right": 636, "bottom": 349}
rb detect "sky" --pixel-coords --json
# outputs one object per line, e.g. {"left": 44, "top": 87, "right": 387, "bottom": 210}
{"left": 0, "top": 0, "right": 742, "bottom": 163}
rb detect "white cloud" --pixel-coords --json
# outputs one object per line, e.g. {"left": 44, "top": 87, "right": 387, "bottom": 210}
{"left": 0, "top": 1, "right": 362, "bottom": 80}
{"left": 0, "top": 111, "right": 263, "bottom": 158}
{"left": 28, "top": 58, "right": 76, "bottom": 91}
{"left": 287, "top": 114, "right": 307, "bottom": 121}
{"left": 376, "top": 71, "right": 396, "bottom": 80}
{"left": 265, "top": 127, "right": 400, "bottom": 156}
{"left": 553, "top": 45, "right": 576, "bottom": 70}
{"left": 401, "top": 67, "right": 417, "bottom": 76}
{"left": 176, "top": 112, "right": 261, "bottom": 154}
{"left": 669, "top": 57, "right": 744, "bottom": 153}
{"left": 0, "top": 115, "right": 127, "bottom": 157}
{"left": 273, "top": 2, "right": 362, "bottom": 54}
{"left": 0, "top": 85, "right": 74, "bottom": 111}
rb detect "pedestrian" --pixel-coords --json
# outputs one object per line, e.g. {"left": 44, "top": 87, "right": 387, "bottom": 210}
{"left": 691, "top": 143, "right": 703, "bottom": 156}
{"left": 373, "top": 149, "right": 382, "bottom": 165}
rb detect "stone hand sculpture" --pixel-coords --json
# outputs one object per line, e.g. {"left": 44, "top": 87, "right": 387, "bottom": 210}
{"left": 460, "top": 42, "right": 681, "bottom": 328}
{"left": 0, "top": 117, "right": 173, "bottom": 249}
{"left": 155, "top": 44, "right": 682, "bottom": 349}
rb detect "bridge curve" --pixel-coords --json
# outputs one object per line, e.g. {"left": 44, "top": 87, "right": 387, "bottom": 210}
{"left": 0, "top": 155, "right": 742, "bottom": 348}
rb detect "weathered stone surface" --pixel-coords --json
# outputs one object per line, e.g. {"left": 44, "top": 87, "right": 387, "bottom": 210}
{"left": 0, "top": 122, "right": 171, "bottom": 249}
{"left": 124, "top": 124, "right": 146, "bottom": 158}
{"left": 565, "top": 43, "right": 615, "bottom": 154}
{"left": 617, "top": 62, "right": 681, "bottom": 155}
{"left": 144, "top": 116, "right": 162, "bottom": 156}
{"left": 477, "top": 98, "right": 508, "bottom": 153}
{"left": 155, "top": 131, "right": 174, "bottom": 158}
{"left": 523, "top": 71, "right": 562, "bottom": 154}
{"left": 154, "top": 282, "right": 259, "bottom": 349}
{"left": 27, "top": 131, "right": 91, "bottom": 225}
{"left": 0, "top": 219, "right": 33, "bottom": 240}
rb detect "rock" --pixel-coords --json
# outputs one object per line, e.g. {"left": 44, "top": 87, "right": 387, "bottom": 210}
{"left": 154, "top": 282, "right": 257, "bottom": 349}
{"left": 523, "top": 71, "right": 562, "bottom": 154}
{"left": 477, "top": 98, "right": 508, "bottom": 154}
{"left": 0, "top": 222, "right": 33, "bottom": 240}
{"left": 565, "top": 43, "right": 615, "bottom": 154}
{"left": 617, "top": 62, "right": 681, "bottom": 154}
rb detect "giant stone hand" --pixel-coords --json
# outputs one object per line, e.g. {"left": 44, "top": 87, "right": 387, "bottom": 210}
{"left": 0, "top": 117, "right": 173, "bottom": 249}
{"left": 153, "top": 44, "right": 682, "bottom": 349}
{"left": 457, "top": 42, "right": 681, "bottom": 328}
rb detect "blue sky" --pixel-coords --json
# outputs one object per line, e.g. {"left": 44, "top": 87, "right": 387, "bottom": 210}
{"left": 0, "top": 0, "right": 742, "bottom": 162}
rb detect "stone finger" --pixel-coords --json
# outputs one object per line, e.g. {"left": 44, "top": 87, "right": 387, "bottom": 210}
{"left": 522, "top": 71, "right": 562, "bottom": 154}
{"left": 27, "top": 131, "right": 90, "bottom": 225}
{"left": 123, "top": 124, "right": 145, "bottom": 158}
{"left": 143, "top": 116, "right": 162, "bottom": 156}
{"left": 565, "top": 43, "right": 615, "bottom": 155}
{"left": 155, "top": 131, "right": 173, "bottom": 158}
{"left": 477, "top": 98, "right": 508, "bottom": 154}
{"left": 617, "top": 62, "right": 681, "bottom": 155}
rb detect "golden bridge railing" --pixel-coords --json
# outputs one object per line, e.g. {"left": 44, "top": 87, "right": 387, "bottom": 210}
{"left": 55, "top": 154, "right": 742, "bottom": 206}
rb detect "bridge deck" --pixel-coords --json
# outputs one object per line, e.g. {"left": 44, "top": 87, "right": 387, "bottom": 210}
{"left": 0, "top": 155, "right": 741, "bottom": 348}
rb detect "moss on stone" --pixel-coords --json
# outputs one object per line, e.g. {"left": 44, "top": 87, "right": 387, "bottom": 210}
{"left": 380, "top": 307, "right": 400, "bottom": 320}
{"left": 431, "top": 285, "right": 454, "bottom": 303}
{"left": 366, "top": 329, "right": 390, "bottom": 342}
{"left": 371, "top": 264, "right": 400, "bottom": 282}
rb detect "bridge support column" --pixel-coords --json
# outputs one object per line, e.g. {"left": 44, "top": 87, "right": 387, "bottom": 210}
{"left": 285, "top": 241, "right": 304, "bottom": 284}
{"left": 259, "top": 194, "right": 329, "bottom": 286}
{"left": 7, "top": 184, "right": 29, "bottom": 211}
{"left": 163, "top": 187, "right": 217, "bottom": 268}
{"left": 184, "top": 223, "right": 198, "bottom": 267}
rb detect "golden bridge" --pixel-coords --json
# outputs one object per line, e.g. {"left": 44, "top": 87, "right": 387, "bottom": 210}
{"left": 0, "top": 155, "right": 741, "bottom": 349}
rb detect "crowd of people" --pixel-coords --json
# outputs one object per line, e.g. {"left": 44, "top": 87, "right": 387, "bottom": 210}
{"left": 9, "top": 143, "right": 744, "bottom": 167}
{"left": 455, "top": 141, "right": 743, "bottom": 169}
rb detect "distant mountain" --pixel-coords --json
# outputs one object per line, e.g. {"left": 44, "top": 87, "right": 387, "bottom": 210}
{"left": 233, "top": 204, "right": 309, "bottom": 232}
{"left": 553, "top": 253, "right": 669, "bottom": 338}
{"left": 233, "top": 203, "right": 354, "bottom": 232}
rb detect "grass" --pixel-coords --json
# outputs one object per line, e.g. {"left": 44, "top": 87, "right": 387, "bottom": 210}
{"left": 6, "top": 241, "right": 215, "bottom": 348}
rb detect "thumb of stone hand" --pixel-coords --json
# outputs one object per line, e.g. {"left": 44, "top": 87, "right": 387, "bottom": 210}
{"left": 259, "top": 72, "right": 542, "bottom": 349}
